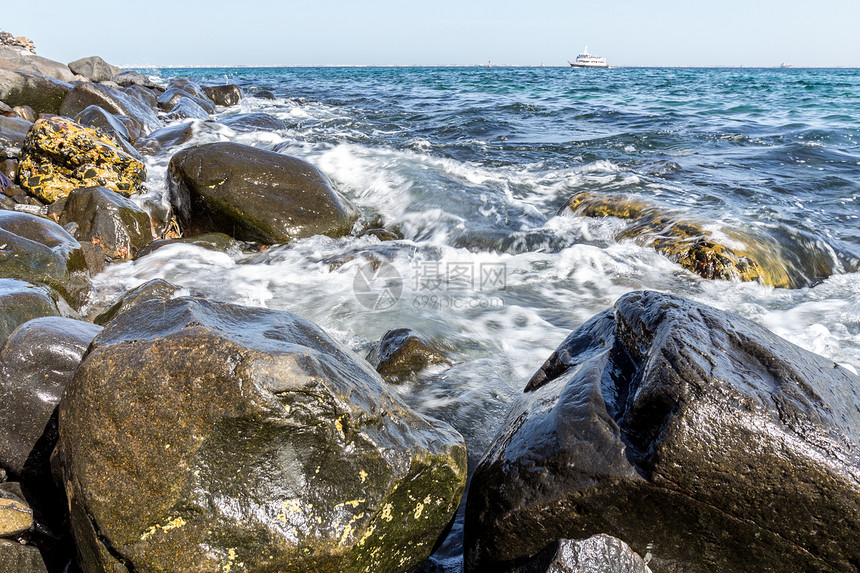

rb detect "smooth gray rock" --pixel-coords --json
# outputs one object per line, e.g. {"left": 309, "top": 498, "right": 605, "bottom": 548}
{"left": 220, "top": 112, "right": 285, "bottom": 132}
{"left": 67, "top": 56, "right": 114, "bottom": 82}
{"left": 0, "top": 45, "right": 76, "bottom": 82}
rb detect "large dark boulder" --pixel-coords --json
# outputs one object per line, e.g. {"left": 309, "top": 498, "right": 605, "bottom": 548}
{"left": 0, "top": 211, "right": 90, "bottom": 309}
{"left": 0, "top": 279, "right": 63, "bottom": 349}
{"left": 58, "top": 82, "right": 162, "bottom": 134}
{"left": 0, "top": 69, "right": 71, "bottom": 115}
{"left": 168, "top": 142, "right": 359, "bottom": 244}
{"left": 59, "top": 186, "right": 154, "bottom": 261}
{"left": 0, "top": 317, "right": 101, "bottom": 480}
{"left": 17, "top": 116, "right": 146, "bottom": 203}
{"left": 67, "top": 56, "right": 117, "bottom": 82}
{"left": 464, "top": 291, "right": 860, "bottom": 572}
{"left": 59, "top": 297, "right": 467, "bottom": 573}
{"left": 202, "top": 84, "right": 243, "bottom": 106}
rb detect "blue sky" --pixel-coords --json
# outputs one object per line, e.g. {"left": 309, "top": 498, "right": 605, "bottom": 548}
{"left": 3, "top": 0, "right": 859, "bottom": 67}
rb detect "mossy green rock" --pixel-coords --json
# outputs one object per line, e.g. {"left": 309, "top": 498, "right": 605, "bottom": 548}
{"left": 0, "top": 212, "right": 90, "bottom": 309}
{"left": 18, "top": 117, "right": 146, "bottom": 203}
{"left": 0, "top": 68, "right": 71, "bottom": 116}
{"left": 59, "top": 297, "right": 467, "bottom": 573}
{"left": 168, "top": 142, "right": 359, "bottom": 244}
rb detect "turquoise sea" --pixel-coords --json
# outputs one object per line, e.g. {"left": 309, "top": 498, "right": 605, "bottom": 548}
{"left": 103, "top": 66, "right": 860, "bottom": 569}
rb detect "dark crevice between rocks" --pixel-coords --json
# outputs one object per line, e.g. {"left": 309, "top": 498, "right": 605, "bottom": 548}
{"left": 86, "top": 509, "right": 136, "bottom": 573}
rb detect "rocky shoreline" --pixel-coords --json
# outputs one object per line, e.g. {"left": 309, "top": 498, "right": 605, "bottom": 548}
{"left": 0, "top": 32, "right": 858, "bottom": 573}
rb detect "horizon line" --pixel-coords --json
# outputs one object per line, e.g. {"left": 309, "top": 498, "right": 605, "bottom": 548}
{"left": 123, "top": 63, "right": 860, "bottom": 70}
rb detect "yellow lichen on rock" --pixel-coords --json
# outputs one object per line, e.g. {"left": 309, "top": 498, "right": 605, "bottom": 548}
{"left": 562, "top": 192, "right": 799, "bottom": 288}
{"left": 17, "top": 116, "right": 146, "bottom": 203}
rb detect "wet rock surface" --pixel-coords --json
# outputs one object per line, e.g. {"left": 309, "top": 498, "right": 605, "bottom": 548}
{"left": 164, "top": 96, "right": 210, "bottom": 121}
{"left": 18, "top": 116, "right": 146, "bottom": 203}
{"left": 367, "top": 328, "right": 449, "bottom": 380}
{"left": 58, "top": 82, "right": 162, "bottom": 134}
{"left": 0, "top": 317, "right": 101, "bottom": 480}
{"left": 0, "top": 213, "right": 90, "bottom": 309}
{"left": 0, "top": 279, "right": 63, "bottom": 348}
{"left": 157, "top": 88, "right": 216, "bottom": 115}
{"left": 59, "top": 186, "right": 154, "bottom": 261}
{"left": 134, "top": 120, "right": 222, "bottom": 155}
{"left": 219, "top": 112, "right": 286, "bottom": 132}
{"left": 59, "top": 297, "right": 467, "bottom": 573}
{"left": 465, "top": 290, "right": 860, "bottom": 573}
{"left": 202, "top": 84, "right": 243, "bottom": 106}
{"left": 168, "top": 141, "right": 359, "bottom": 244}
{"left": 92, "top": 278, "right": 185, "bottom": 325}
{"left": 561, "top": 192, "right": 836, "bottom": 288}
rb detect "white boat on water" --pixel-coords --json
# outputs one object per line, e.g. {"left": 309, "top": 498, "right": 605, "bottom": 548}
{"left": 569, "top": 46, "right": 608, "bottom": 68}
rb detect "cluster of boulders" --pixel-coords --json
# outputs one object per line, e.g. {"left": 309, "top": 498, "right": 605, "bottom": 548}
{"left": 0, "top": 34, "right": 472, "bottom": 573}
{"left": 0, "top": 31, "right": 34, "bottom": 53}
{"left": 1, "top": 31, "right": 858, "bottom": 573}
